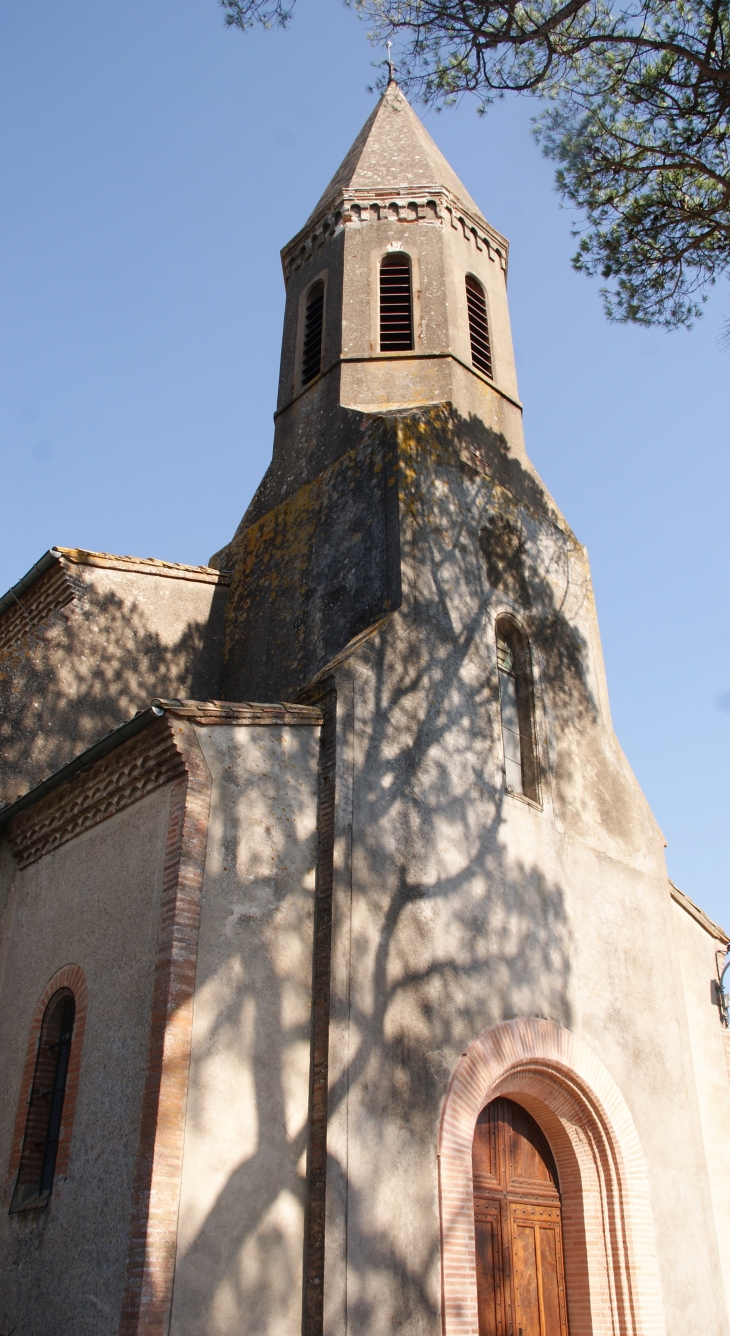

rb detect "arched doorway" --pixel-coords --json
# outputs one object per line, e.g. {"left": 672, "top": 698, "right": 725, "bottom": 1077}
{"left": 439, "top": 1019, "right": 666, "bottom": 1336}
{"left": 473, "top": 1098, "right": 569, "bottom": 1336}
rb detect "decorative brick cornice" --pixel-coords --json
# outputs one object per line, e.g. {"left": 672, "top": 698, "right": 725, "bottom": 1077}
{"left": 0, "top": 695, "right": 323, "bottom": 1329}
{"left": 4, "top": 722, "right": 186, "bottom": 869}
{"left": 1, "top": 700, "right": 323, "bottom": 869}
{"left": 0, "top": 558, "right": 79, "bottom": 653}
{"left": 282, "top": 186, "right": 508, "bottom": 282}
{"left": 5, "top": 963, "right": 89, "bottom": 1208}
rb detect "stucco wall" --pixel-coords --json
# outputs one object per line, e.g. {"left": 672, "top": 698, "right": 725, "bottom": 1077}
{"left": 0, "top": 786, "right": 170, "bottom": 1336}
{"left": 671, "top": 896, "right": 730, "bottom": 1314}
{"left": 0, "top": 553, "right": 227, "bottom": 805}
{"left": 313, "top": 411, "right": 729, "bottom": 1336}
{"left": 170, "top": 722, "right": 320, "bottom": 1336}
{"left": 338, "top": 208, "right": 520, "bottom": 413}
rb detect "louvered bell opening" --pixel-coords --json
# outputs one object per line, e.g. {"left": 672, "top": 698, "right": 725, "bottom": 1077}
{"left": 301, "top": 282, "right": 325, "bottom": 386}
{"left": 466, "top": 275, "right": 492, "bottom": 378}
{"left": 380, "top": 254, "right": 413, "bottom": 351}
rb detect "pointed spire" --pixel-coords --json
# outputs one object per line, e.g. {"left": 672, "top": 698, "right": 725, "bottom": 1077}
{"left": 302, "top": 82, "right": 485, "bottom": 231}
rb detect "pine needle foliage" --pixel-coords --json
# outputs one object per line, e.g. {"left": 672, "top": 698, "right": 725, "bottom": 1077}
{"left": 222, "top": 0, "right": 730, "bottom": 331}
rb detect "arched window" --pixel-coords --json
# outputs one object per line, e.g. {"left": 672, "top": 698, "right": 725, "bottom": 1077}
{"left": 379, "top": 253, "right": 413, "bottom": 351}
{"left": 465, "top": 274, "right": 492, "bottom": 378}
{"left": 11, "top": 988, "right": 76, "bottom": 1210}
{"left": 301, "top": 279, "right": 325, "bottom": 386}
{"left": 472, "top": 1097, "right": 569, "bottom": 1336}
{"left": 496, "top": 621, "right": 539, "bottom": 801}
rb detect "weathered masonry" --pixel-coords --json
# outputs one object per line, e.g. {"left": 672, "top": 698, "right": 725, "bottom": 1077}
{"left": 1, "top": 78, "right": 729, "bottom": 1336}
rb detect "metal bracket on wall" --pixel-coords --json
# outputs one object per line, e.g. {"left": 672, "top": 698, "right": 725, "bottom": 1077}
{"left": 715, "top": 949, "right": 730, "bottom": 1026}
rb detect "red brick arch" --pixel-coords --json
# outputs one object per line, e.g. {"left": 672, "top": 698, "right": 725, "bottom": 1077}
{"left": 438, "top": 1017, "right": 666, "bottom": 1336}
{"left": 4, "top": 963, "right": 88, "bottom": 1206}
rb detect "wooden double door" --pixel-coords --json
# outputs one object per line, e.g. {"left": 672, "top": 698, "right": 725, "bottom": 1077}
{"left": 472, "top": 1098, "right": 569, "bottom": 1336}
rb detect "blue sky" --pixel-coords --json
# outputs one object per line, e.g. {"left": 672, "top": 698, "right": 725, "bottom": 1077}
{"left": 1, "top": 0, "right": 728, "bottom": 927}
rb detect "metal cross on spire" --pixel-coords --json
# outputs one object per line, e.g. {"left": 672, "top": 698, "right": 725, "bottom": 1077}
{"left": 386, "top": 41, "right": 396, "bottom": 84}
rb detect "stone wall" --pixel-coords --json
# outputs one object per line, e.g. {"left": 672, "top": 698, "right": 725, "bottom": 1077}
{"left": 219, "top": 414, "right": 401, "bottom": 703}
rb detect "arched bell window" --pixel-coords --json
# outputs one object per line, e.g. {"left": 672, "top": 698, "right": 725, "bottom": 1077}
{"left": 379, "top": 252, "right": 413, "bottom": 351}
{"left": 465, "top": 274, "right": 492, "bottom": 378}
{"left": 301, "top": 278, "right": 325, "bottom": 386}
{"left": 496, "top": 620, "right": 539, "bottom": 801}
{"left": 11, "top": 988, "right": 76, "bottom": 1210}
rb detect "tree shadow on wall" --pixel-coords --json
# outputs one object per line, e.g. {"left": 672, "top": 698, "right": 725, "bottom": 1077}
{"left": 0, "top": 584, "right": 225, "bottom": 805}
{"left": 167, "top": 400, "right": 618, "bottom": 1336}
{"left": 172, "top": 674, "right": 575, "bottom": 1335}
{"left": 147, "top": 399, "right": 649, "bottom": 1336}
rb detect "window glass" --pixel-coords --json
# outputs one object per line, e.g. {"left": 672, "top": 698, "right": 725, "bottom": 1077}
{"left": 497, "top": 636, "right": 524, "bottom": 793}
{"left": 496, "top": 627, "right": 539, "bottom": 801}
{"left": 11, "top": 989, "right": 75, "bottom": 1211}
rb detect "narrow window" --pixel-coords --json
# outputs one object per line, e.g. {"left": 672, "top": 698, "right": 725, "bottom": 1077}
{"left": 466, "top": 274, "right": 492, "bottom": 378}
{"left": 380, "top": 253, "right": 413, "bottom": 351}
{"left": 496, "top": 623, "right": 539, "bottom": 800}
{"left": 301, "top": 279, "right": 325, "bottom": 386}
{"left": 11, "top": 989, "right": 76, "bottom": 1210}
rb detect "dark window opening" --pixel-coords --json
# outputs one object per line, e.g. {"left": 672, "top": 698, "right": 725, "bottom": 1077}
{"left": 11, "top": 989, "right": 75, "bottom": 1211}
{"left": 301, "top": 280, "right": 325, "bottom": 386}
{"left": 380, "top": 253, "right": 413, "bottom": 351}
{"left": 466, "top": 274, "right": 492, "bottom": 378}
{"left": 496, "top": 623, "right": 539, "bottom": 801}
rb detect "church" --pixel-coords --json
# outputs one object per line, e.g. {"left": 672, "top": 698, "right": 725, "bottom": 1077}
{"left": 0, "top": 80, "right": 729, "bottom": 1336}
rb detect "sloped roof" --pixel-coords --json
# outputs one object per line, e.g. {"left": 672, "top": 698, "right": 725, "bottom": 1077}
{"left": 304, "top": 82, "right": 486, "bottom": 228}
{"left": 0, "top": 547, "right": 229, "bottom": 619}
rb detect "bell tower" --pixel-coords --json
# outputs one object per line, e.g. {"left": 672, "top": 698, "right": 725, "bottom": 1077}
{"left": 212, "top": 83, "right": 556, "bottom": 701}
{"left": 217, "top": 81, "right": 530, "bottom": 539}
{"left": 279, "top": 79, "right": 520, "bottom": 414}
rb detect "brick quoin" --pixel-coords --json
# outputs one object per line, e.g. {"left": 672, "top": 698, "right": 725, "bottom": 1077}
{"left": 4, "top": 963, "right": 88, "bottom": 1207}
{"left": 303, "top": 682, "right": 337, "bottom": 1336}
{"left": 438, "top": 1018, "right": 667, "bottom": 1336}
{"left": 118, "top": 719, "right": 213, "bottom": 1336}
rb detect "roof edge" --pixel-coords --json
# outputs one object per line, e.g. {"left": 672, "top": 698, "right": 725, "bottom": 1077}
{"left": 153, "top": 698, "right": 323, "bottom": 725}
{"left": 56, "top": 548, "right": 231, "bottom": 584}
{"left": 0, "top": 707, "right": 163, "bottom": 830}
{"left": 670, "top": 880, "right": 729, "bottom": 944}
{"left": 0, "top": 700, "right": 323, "bottom": 831}
{"left": 0, "top": 548, "right": 63, "bottom": 620}
{"left": 0, "top": 549, "right": 231, "bottom": 619}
